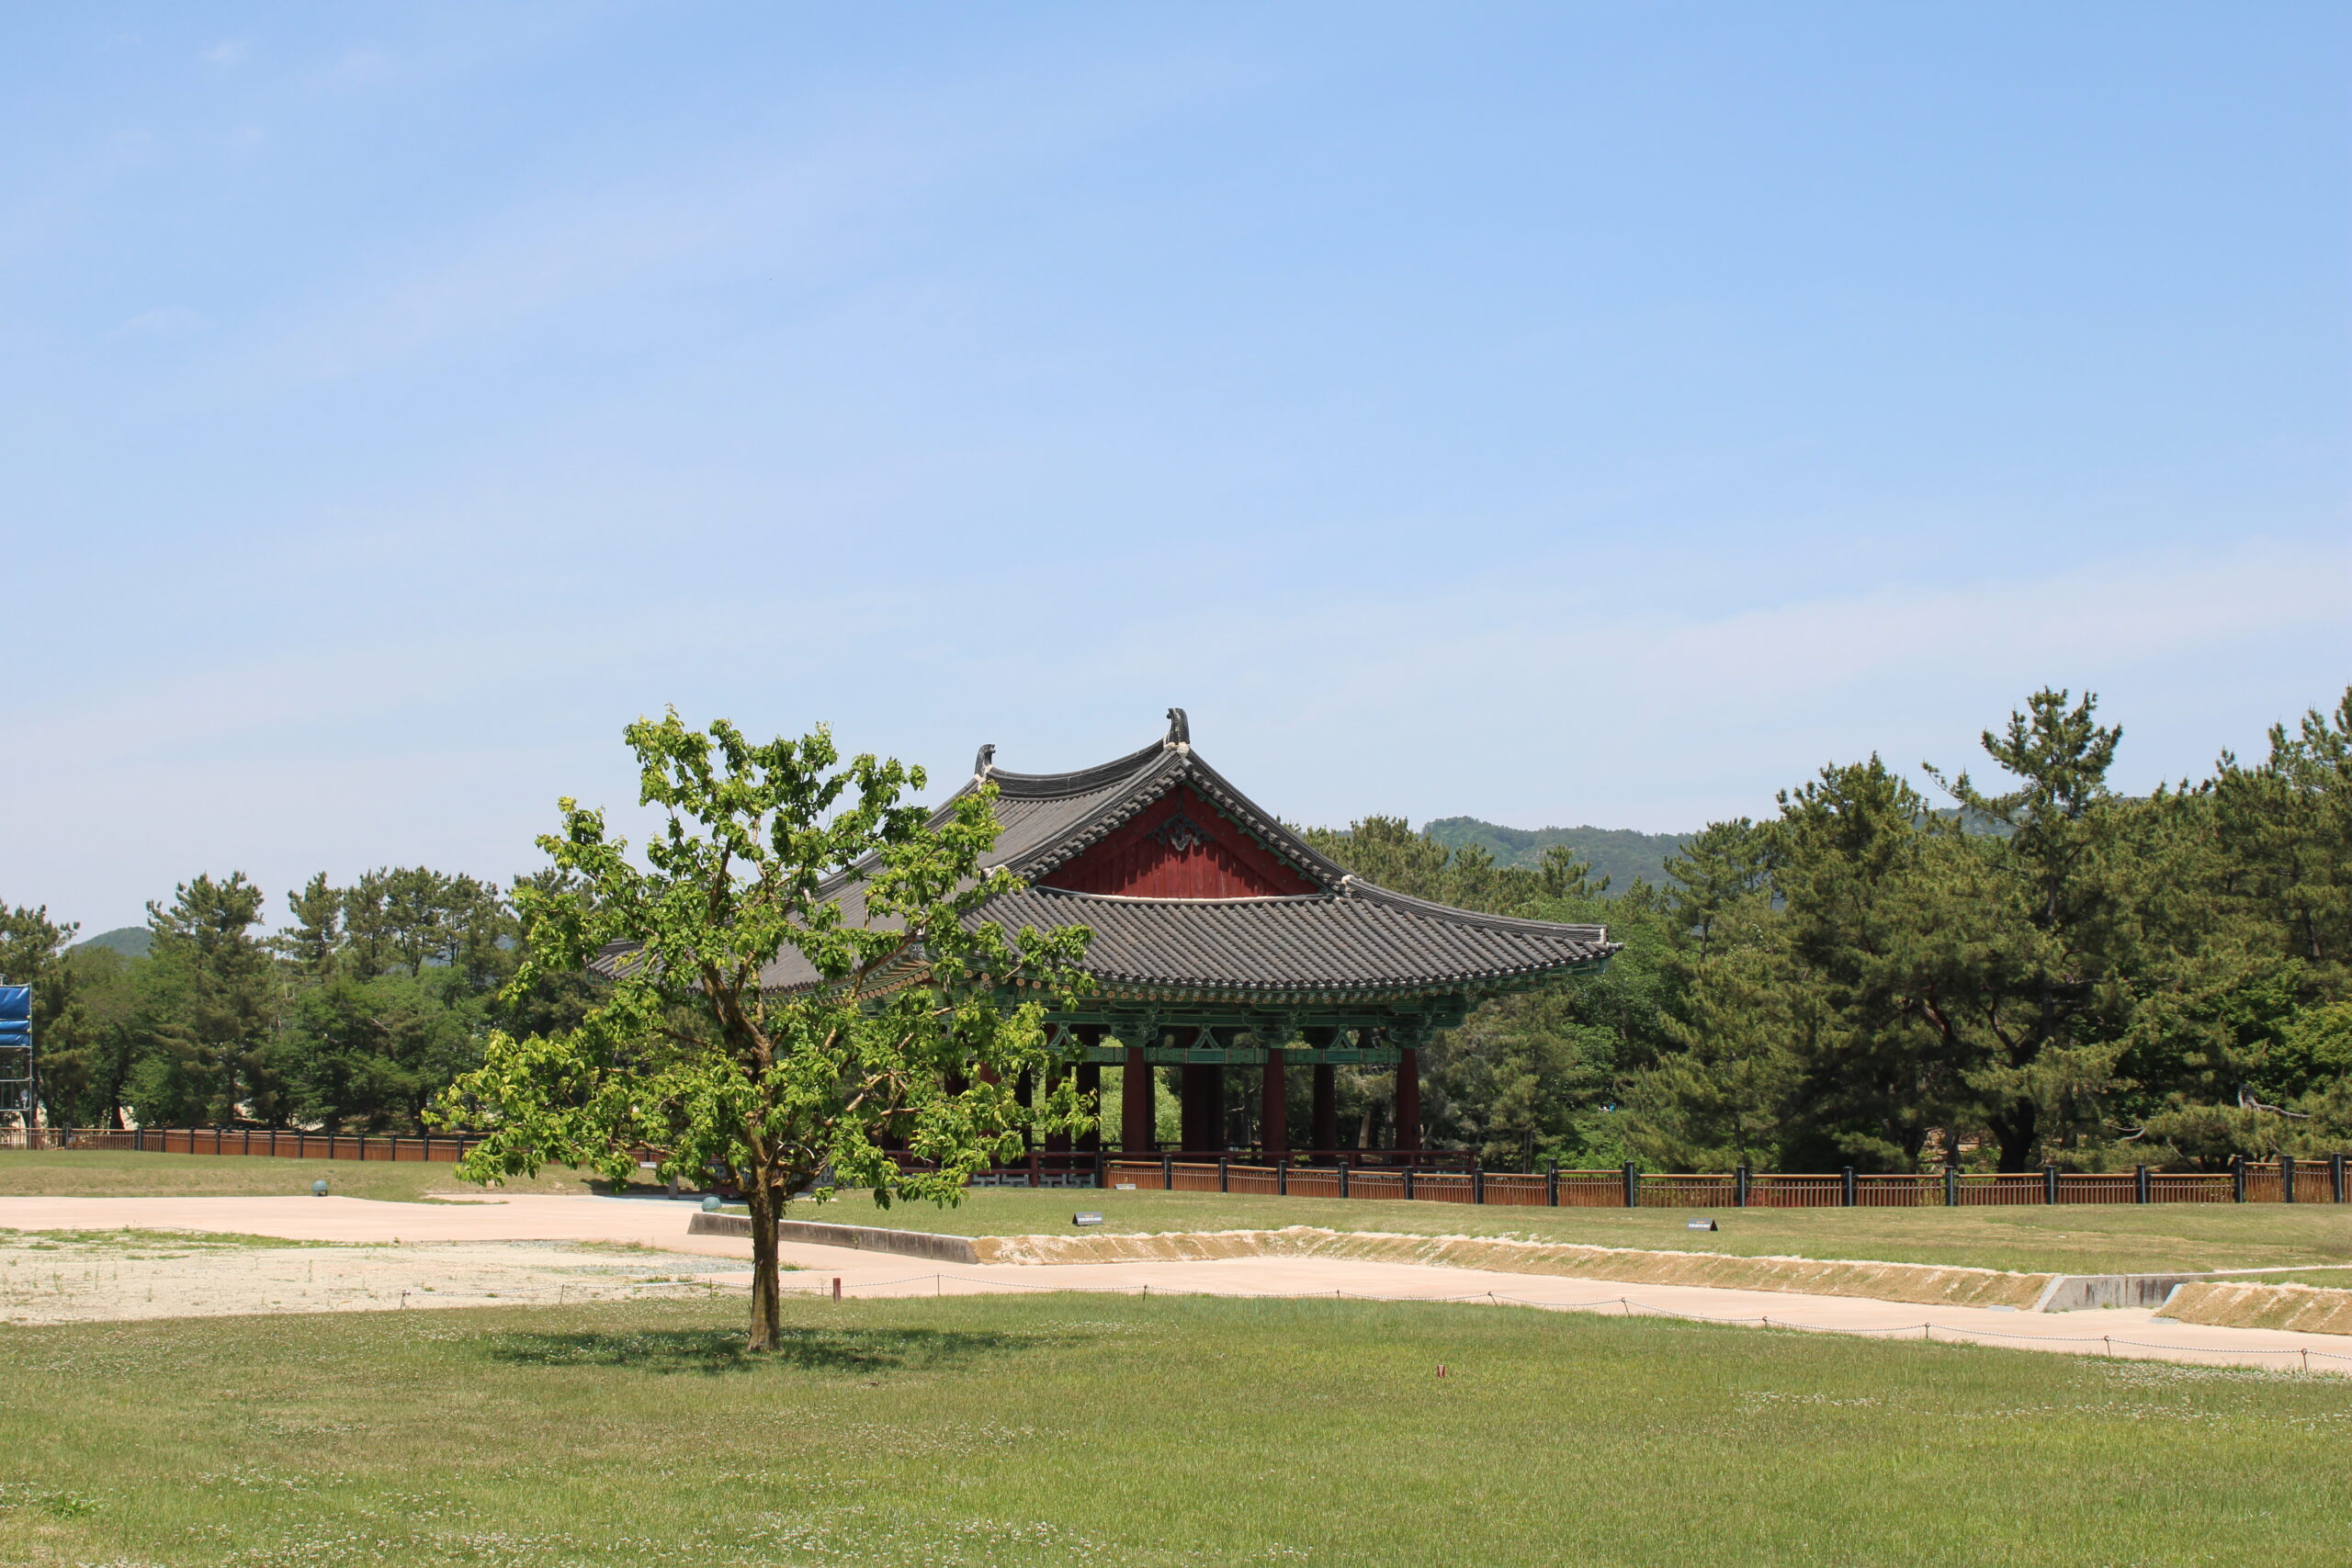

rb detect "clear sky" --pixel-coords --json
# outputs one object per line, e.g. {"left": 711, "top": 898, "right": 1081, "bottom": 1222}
{"left": 6, "top": 3, "right": 2347, "bottom": 934}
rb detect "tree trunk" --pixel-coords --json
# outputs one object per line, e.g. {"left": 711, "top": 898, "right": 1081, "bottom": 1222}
{"left": 745, "top": 1173, "right": 782, "bottom": 1352}
{"left": 1990, "top": 1102, "right": 2039, "bottom": 1174}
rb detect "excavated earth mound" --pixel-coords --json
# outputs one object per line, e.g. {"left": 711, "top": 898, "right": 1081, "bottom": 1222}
{"left": 2165, "top": 1280, "right": 2352, "bottom": 1336}
{"left": 972, "top": 1225, "right": 2051, "bottom": 1309}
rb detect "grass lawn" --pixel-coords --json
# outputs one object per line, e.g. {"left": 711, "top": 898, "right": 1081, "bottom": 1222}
{"left": 5, "top": 1292, "right": 2349, "bottom": 1567}
{"left": 0, "top": 1150, "right": 632, "bottom": 1204}
{"left": 789, "top": 1186, "right": 2352, "bottom": 1276}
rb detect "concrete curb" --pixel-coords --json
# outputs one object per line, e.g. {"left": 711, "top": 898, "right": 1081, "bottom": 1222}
{"left": 2031, "top": 1273, "right": 2208, "bottom": 1312}
{"left": 686, "top": 1212, "right": 980, "bottom": 1264}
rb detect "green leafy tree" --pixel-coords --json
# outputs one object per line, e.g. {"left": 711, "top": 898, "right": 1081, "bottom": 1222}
{"left": 37, "top": 945, "right": 154, "bottom": 1129}
{"left": 2209, "top": 688, "right": 2352, "bottom": 998}
{"left": 130, "top": 874, "right": 277, "bottom": 1125}
{"left": 1925, "top": 691, "right": 2136, "bottom": 1169}
{"left": 438, "top": 714, "right": 1092, "bottom": 1351}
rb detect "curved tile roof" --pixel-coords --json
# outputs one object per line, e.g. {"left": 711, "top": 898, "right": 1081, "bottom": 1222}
{"left": 602, "top": 713, "right": 1621, "bottom": 1004}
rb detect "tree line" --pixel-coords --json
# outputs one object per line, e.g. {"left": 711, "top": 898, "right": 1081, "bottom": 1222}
{"left": 3, "top": 685, "right": 2346, "bottom": 1169}
{"left": 1309, "top": 687, "right": 2352, "bottom": 1174}
{"left": 0, "top": 868, "right": 591, "bottom": 1133}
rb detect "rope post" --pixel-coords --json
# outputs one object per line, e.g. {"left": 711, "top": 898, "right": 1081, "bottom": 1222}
{"left": 2233, "top": 1155, "right": 2246, "bottom": 1203}
{"left": 1277, "top": 1156, "right": 1288, "bottom": 1197}
{"left": 1944, "top": 1164, "right": 1958, "bottom": 1208}
{"left": 1217, "top": 1156, "right": 1228, "bottom": 1194}
{"left": 2136, "top": 1163, "right": 2151, "bottom": 1204}
{"left": 1735, "top": 1164, "right": 1749, "bottom": 1209}
{"left": 1547, "top": 1158, "right": 1560, "bottom": 1207}
{"left": 1340, "top": 1157, "right": 1351, "bottom": 1200}
{"left": 831, "top": 1277, "right": 842, "bottom": 1303}
{"left": 1622, "top": 1162, "right": 1639, "bottom": 1210}
{"left": 2282, "top": 1154, "right": 2297, "bottom": 1205}
{"left": 1403, "top": 1166, "right": 1415, "bottom": 1201}
{"left": 1161, "top": 1153, "right": 1173, "bottom": 1191}
{"left": 1472, "top": 1163, "right": 1484, "bottom": 1204}
{"left": 1841, "top": 1167, "right": 1857, "bottom": 1207}
{"left": 2043, "top": 1165, "right": 2058, "bottom": 1205}
{"left": 2334, "top": 1152, "right": 2346, "bottom": 1204}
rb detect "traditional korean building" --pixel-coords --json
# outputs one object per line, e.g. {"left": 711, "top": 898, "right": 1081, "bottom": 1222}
{"left": 763, "top": 709, "right": 1618, "bottom": 1160}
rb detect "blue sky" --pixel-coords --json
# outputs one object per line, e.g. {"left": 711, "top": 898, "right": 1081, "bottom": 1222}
{"left": 5, "top": 3, "right": 2347, "bottom": 934}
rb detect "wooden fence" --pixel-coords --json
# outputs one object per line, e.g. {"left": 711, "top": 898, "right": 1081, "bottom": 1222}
{"left": 1103, "top": 1155, "right": 2350, "bottom": 1209}
{"left": 16, "top": 1129, "right": 2347, "bottom": 1207}
{"left": 9, "top": 1127, "right": 489, "bottom": 1162}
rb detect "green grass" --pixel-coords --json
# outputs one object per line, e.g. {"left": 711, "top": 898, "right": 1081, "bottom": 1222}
{"left": 4, "top": 1293, "right": 2348, "bottom": 1566}
{"left": 0, "top": 1149, "right": 631, "bottom": 1203}
{"left": 791, "top": 1186, "right": 2352, "bottom": 1275}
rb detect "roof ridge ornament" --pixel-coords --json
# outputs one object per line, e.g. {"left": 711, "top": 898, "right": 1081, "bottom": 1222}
{"left": 1165, "top": 707, "right": 1190, "bottom": 750}
{"left": 973, "top": 742, "right": 996, "bottom": 779}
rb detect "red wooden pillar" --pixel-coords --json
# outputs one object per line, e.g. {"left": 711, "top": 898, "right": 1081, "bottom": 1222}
{"left": 1394, "top": 1044, "right": 1422, "bottom": 1152}
{"left": 1181, "top": 1065, "right": 1224, "bottom": 1152}
{"left": 1312, "top": 1065, "right": 1339, "bottom": 1155}
{"left": 1075, "top": 1062, "right": 1102, "bottom": 1152}
{"left": 1120, "top": 1043, "right": 1154, "bottom": 1153}
{"left": 1260, "top": 1047, "right": 1288, "bottom": 1156}
{"left": 1015, "top": 1068, "right": 1035, "bottom": 1153}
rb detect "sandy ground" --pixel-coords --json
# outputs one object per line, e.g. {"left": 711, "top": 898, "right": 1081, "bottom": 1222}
{"left": 6, "top": 1193, "right": 2348, "bottom": 1376}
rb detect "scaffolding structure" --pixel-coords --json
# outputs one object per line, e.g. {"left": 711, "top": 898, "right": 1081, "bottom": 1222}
{"left": 0, "top": 982, "right": 33, "bottom": 1134}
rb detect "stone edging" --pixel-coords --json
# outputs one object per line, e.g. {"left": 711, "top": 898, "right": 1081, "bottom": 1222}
{"left": 968, "top": 1225, "right": 2051, "bottom": 1308}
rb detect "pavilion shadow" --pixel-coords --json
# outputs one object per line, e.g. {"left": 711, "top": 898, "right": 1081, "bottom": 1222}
{"left": 478, "top": 1325, "right": 1044, "bottom": 1377}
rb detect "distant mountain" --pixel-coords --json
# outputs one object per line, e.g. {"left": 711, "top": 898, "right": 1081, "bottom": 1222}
{"left": 72, "top": 926, "right": 152, "bottom": 958}
{"left": 1422, "top": 818, "right": 1692, "bottom": 892}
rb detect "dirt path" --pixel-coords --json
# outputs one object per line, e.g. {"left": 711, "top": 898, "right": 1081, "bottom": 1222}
{"left": 6, "top": 1194, "right": 2347, "bottom": 1376}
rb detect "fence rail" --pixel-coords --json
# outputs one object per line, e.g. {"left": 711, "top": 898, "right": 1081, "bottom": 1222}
{"left": 16, "top": 1130, "right": 2347, "bottom": 1212}
{"left": 1101, "top": 1156, "right": 2351, "bottom": 1210}
{"left": 6, "top": 1127, "right": 489, "bottom": 1162}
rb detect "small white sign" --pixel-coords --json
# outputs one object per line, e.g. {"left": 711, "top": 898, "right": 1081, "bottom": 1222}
{"left": 1114, "top": 1183, "right": 1137, "bottom": 1190}
{"left": 638, "top": 1161, "right": 660, "bottom": 1171}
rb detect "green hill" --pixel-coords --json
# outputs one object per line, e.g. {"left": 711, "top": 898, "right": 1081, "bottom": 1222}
{"left": 72, "top": 926, "right": 152, "bottom": 959}
{"left": 1422, "top": 818, "right": 1691, "bottom": 892}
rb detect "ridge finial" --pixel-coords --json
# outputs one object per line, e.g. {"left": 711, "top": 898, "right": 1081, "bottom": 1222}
{"left": 973, "top": 742, "right": 996, "bottom": 778}
{"left": 1165, "top": 707, "right": 1190, "bottom": 747}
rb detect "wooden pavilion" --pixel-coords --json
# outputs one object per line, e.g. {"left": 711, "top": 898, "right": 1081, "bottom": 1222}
{"left": 758, "top": 710, "right": 1619, "bottom": 1163}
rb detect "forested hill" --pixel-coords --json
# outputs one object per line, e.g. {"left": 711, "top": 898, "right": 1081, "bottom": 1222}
{"left": 1422, "top": 818, "right": 1690, "bottom": 891}
{"left": 71, "top": 926, "right": 151, "bottom": 958}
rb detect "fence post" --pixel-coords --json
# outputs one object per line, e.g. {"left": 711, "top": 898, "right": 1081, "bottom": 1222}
{"left": 1217, "top": 1156, "right": 1228, "bottom": 1193}
{"left": 1339, "top": 1157, "right": 1350, "bottom": 1199}
{"left": 1943, "top": 1164, "right": 1958, "bottom": 1207}
{"left": 134, "top": 1126, "right": 142, "bottom": 1152}
{"left": 1404, "top": 1167, "right": 1416, "bottom": 1201}
{"left": 2042, "top": 1165, "right": 2058, "bottom": 1205}
{"left": 1622, "top": 1161, "right": 1638, "bottom": 1209}
{"left": 1736, "top": 1163, "right": 1750, "bottom": 1209}
{"left": 1841, "top": 1167, "right": 1857, "bottom": 1207}
{"left": 1546, "top": 1159, "right": 1560, "bottom": 1207}
{"left": 1161, "top": 1153, "right": 1173, "bottom": 1191}
{"left": 2135, "top": 1163, "right": 2150, "bottom": 1204}
{"left": 2334, "top": 1152, "right": 2346, "bottom": 1204}
{"left": 2281, "top": 1154, "right": 2296, "bottom": 1204}
{"left": 1472, "top": 1163, "right": 1484, "bottom": 1204}
{"left": 2232, "top": 1154, "right": 2245, "bottom": 1203}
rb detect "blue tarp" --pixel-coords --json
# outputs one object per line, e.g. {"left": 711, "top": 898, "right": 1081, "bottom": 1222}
{"left": 0, "top": 984, "right": 29, "bottom": 1040}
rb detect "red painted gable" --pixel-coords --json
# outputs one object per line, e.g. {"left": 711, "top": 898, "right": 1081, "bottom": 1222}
{"left": 1037, "top": 786, "right": 1320, "bottom": 899}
